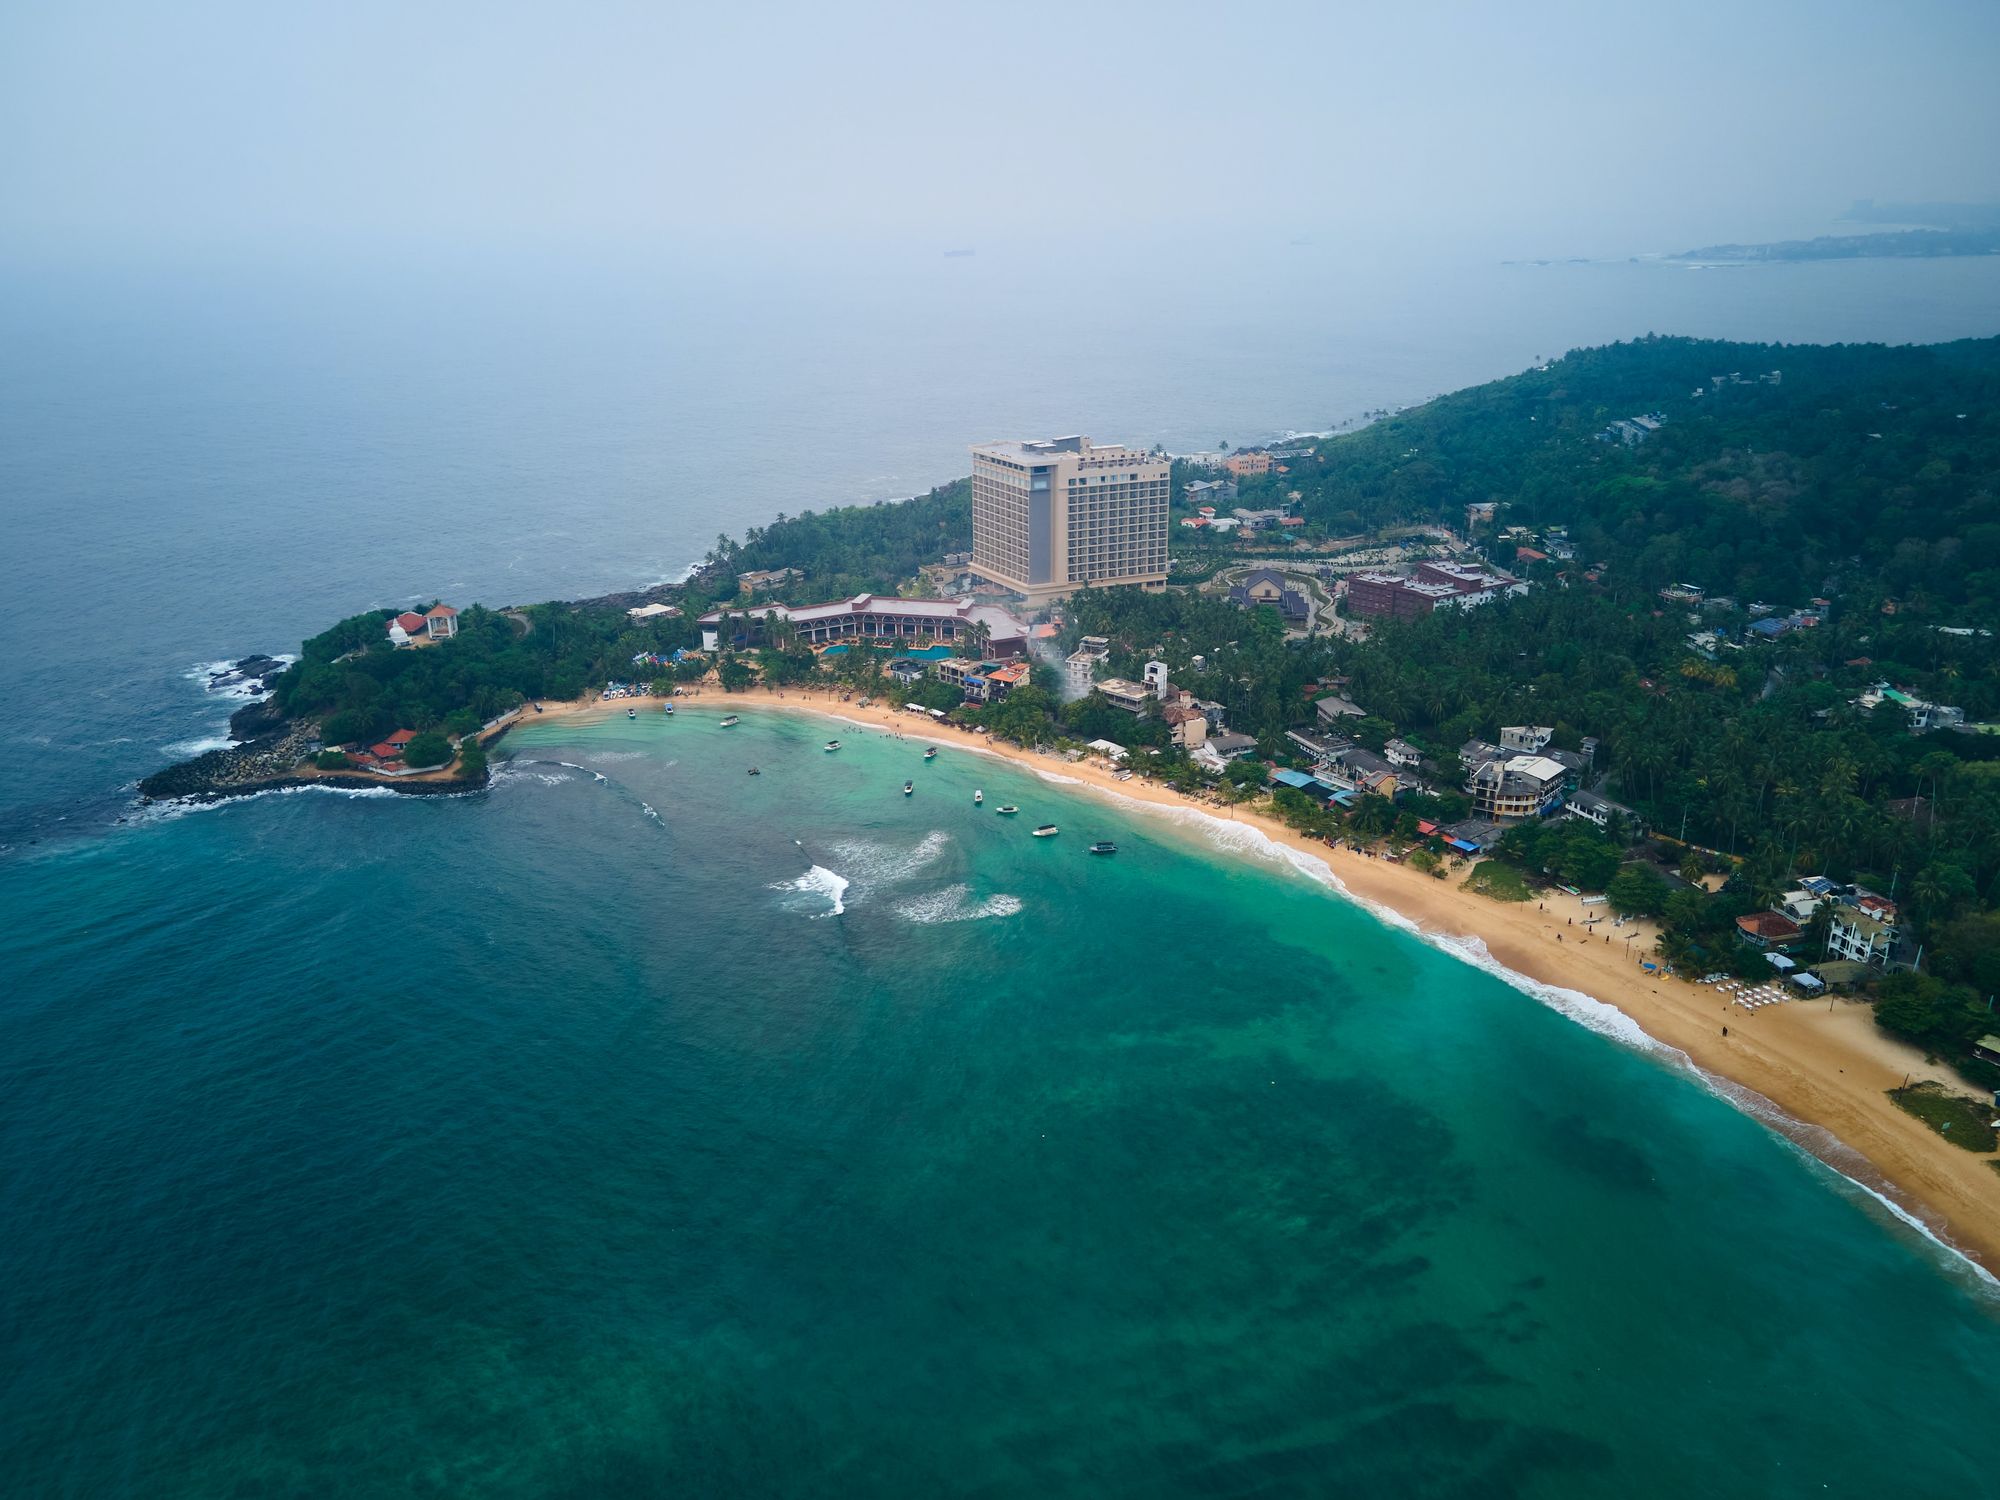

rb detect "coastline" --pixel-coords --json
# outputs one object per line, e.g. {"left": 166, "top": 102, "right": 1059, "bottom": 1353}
{"left": 512, "top": 686, "right": 2000, "bottom": 1282}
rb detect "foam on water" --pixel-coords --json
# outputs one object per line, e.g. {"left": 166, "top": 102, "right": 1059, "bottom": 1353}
{"left": 893, "top": 883, "right": 1023, "bottom": 924}
{"left": 826, "top": 829, "right": 950, "bottom": 888}
{"left": 770, "top": 864, "right": 849, "bottom": 917}
{"left": 161, "top": 734, "right": 235, "bottom": 758}
{"left": 130, "top": 782, "right": 406, "bottom": 825}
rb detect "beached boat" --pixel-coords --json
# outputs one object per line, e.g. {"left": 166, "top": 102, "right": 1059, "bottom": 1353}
{"left": 823, "top": 740, "right": 841, "bottom": 752}
{"left": 973, "top": 789, "right": 983, "bottom": 804}
{"left": 1032, "top": 824, "right": 1059, "bottom": 837}
{"left": 1088, "top": 841, "right": 1117, "bottom": 855}
{"left": 719, "top": 715, "right": 740, "bottom": 727}
{"left": 995, "top": 804, "right": 1018, "bottom": 815}
{"left": 903, "top": 780, "right": 914, "bottom": 796}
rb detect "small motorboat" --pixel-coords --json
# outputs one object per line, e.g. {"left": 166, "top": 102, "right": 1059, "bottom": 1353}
{"left": 1088, "top": 841, "right": 1117, "bottom": 855}
{"left": 973, "top": 790, "right": 984, "bottom": 805}
{"left": 995, "top": 804, "right": 1019, "bottom": 815}
{"left": 923, "top": 747, "right": 937, "bottom": 761}
{"left": 720, "top": 715, "right": 740, "bottom": 727}
{"left": 903, "top": 780, "right": 914, "bottom": 796}
{"left": 663, "top": 703, "right": 674, "bottom": 715}
{"left": 627, "top": 707, "right": 637, "bottom": 719}
{"left": 824, "top": 740, "right": 841, "bottom": 752}
{"left": 1032, "top": 824, "right": 1059, "bottom": 838}
{"left": 747, "top": 766, "right": 761, "bottom": 776}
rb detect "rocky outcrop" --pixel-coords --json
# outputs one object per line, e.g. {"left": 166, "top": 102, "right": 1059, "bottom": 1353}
{"left": 139, "top": 725, "right": 319, "bottom": 801}
{"left": 139, "top": 721, "right": 490, "bottom": 805}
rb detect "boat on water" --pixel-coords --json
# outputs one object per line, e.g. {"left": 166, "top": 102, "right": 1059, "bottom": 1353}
{"left": 824, "top": 740, "right": 841, "bottom": 752}
{"left": 663, "top": 702, "right": 674, "bottom": 715}
{"left": 973, "top": 789, "right": 983, "bottom": 804}
{"left": 747, "top": 766, "right": 761, "bottom": 776}
{"left": 903, "top": 780, "right": 914, "bottom": 796}
{"left": 627, "top": 707, "right": 636, "bottom": 719}
{"left": 1088, "top": 841, "right": 1117, "bottom": 855}
{"left": 1032, "top": 824, "right": 1059, "bottom": 838}
{"left": 923, "top": 747, "right": 937, "bottom": 761}
{"left": 995, "top": 804, "right": 1019, "bottom": 815}
{"left": 720, "top": 715, "right": 740, "bottom": 727}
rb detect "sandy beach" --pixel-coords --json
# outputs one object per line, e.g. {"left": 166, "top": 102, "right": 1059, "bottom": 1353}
{"left": 511, "top": 685, "right": 2000, "bottom": 1279}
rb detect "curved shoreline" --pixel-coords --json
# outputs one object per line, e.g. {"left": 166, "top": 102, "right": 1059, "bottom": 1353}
{"left": 507, "top": 686, "right": 2000, "bottom": 1284}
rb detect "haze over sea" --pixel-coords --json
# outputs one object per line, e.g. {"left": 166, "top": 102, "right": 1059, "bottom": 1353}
{"left": 6, "top": 248, "right": 2000, "bottom": 1496}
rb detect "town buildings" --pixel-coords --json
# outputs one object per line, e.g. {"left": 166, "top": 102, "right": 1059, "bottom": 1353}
{"left": 1223, "top": 450, "right": 1271, "bottom": 477}
{"left": 626, "top": 602, "right": 681, "bottom": 625}
{"left": 969, "top": 435, "right": 1169, "bottom": 604}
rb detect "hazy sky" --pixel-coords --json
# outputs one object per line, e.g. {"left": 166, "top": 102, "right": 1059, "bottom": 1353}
{"left": 4, "top": 0, "right": 1999, "bottom": 261}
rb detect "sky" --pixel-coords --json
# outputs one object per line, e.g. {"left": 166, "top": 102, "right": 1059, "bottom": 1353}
{"left": 3, "top": 0, "right": 1999, "bottom": 264}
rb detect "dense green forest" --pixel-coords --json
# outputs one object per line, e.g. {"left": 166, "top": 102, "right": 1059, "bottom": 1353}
{"left": 1263, "top": 334, "right": 2000, "bottom": 615}
{"left": 687, "top": 479, "right": 970, "bottom": 608}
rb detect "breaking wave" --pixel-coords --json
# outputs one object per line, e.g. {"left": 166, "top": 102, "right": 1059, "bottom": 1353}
{"left": 771, "top": 864, "right": 849, "bottom": 917}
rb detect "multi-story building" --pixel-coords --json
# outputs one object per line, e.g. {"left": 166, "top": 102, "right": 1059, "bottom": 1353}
{"left": 1465, "top": 754, "right": 1567, "bottom": 820}
{"left": 697, "top": 594, "right": 1024, "bottom": 652}
{"left": 1826, "top": 909, "right": 1897, "bottom": 966}
{"left": 1348, "top": 563, "right": 1525, "bottom": 622}
{"left": 1063, "top": 635, "right": 1110, "bottom": 696}
{"left": 971, "top": 436, "right": 1169, "bottom": 604}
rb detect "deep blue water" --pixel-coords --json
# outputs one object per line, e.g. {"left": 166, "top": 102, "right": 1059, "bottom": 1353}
{"left": 4, "top": 249, "right": 2000, "bottom": 1495}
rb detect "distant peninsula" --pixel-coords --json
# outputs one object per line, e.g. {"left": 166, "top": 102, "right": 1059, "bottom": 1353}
{"left": 1675, "top": 227, "right": 2000, "bottom": 263}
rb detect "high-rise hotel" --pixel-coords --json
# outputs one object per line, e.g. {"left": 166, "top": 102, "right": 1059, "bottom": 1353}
{"left": 969, "top": 435, "right": 1169, "bottom": 605}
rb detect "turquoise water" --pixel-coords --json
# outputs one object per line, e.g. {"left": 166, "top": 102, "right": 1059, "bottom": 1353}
{"left": 4, "top": 707, "right": 1997, "bottom": 1496}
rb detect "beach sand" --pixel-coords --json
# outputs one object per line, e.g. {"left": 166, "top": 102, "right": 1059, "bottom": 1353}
{"left": 512, "top": 685, "right": 2000, "bottom": 1278}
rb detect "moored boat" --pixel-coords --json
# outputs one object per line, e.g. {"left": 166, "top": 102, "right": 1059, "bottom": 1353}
{"left": 627, "top": 707, "right": 636, "bottom": 719}
{"left": 824, "top": 740, "right": 841, "bottom": 752}
{"left": 923, "top": 747, "right": 937, "bottom": 760}
{"left": 720, "top": 715, "right": 740, "bottom": 727}
{"left": 973, "top": 789, "right": 983, "bottom": 804}
{"left": 1088, "top": 841, "right": 1117, "bottom": 855}
{"left": 1032, "top": 824, "right": 1059, "bottom": 837}
{"left": 995, "top": 804, "right": 1019, "bottom": 815}
{"left": 903, "top": 780, "right": 914, "bottom": 796}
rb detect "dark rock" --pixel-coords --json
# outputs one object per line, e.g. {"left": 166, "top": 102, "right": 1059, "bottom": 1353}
{"left": 229, "top": 696, "right": 288, "bottom": 740}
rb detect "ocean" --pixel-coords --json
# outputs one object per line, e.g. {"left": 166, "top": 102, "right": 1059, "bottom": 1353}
{"left": 4, "top": 247, "right": 2000, "bottom": 1495}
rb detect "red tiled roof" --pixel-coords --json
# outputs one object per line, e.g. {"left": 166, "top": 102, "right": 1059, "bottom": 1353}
{"left": 1736, "top": 911, "right": 1801, "bottom": 941}
{"left": 367, "top": 742, "right": 403, "bottom": 760}
{"left": 392, "top": 612, "right": 425, "bottom": 632}
{"left": 425, "top": 605, "right": 458, "bottom": 619}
